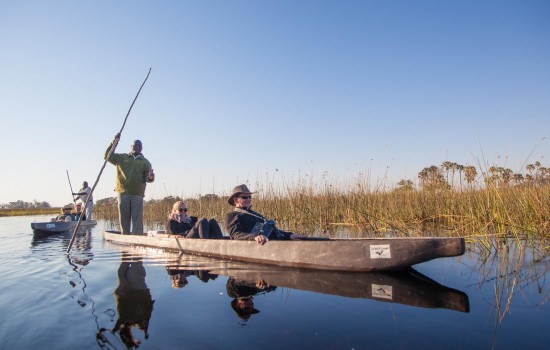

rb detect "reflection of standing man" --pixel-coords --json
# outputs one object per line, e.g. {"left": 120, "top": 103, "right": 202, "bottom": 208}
{"left": 113, "top": 255, "right": 154, "bottom": 349}
{"left": 105, "top": 133, "right": 155, "bottom": 235}
{"left": 73, "top": 181, "right": 93, "bottom": 220}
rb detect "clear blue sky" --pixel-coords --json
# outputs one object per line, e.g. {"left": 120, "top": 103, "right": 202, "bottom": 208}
{"left": 1, "top": 1, "right": 549, "bottom": 207}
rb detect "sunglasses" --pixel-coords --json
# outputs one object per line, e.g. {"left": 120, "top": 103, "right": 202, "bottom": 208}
{"left": 239, "top": 195, "right": 252, "bottom": 199}
{"left": 178, "top": 208, "right": 188, "bottom": 212}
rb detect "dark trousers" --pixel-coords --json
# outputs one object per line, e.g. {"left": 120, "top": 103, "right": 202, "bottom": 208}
{"left": 186, "top": 218, "right": 224, "bottom": 239}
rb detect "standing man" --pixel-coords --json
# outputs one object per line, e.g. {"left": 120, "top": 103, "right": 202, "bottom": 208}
{"left": 105, "top": 133, "right": 155, "bottom": 235}
{"left": 73, "top": 181, "right": 93, "bottom": 220}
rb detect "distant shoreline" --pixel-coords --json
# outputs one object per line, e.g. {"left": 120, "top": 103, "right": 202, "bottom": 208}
{"left": 0, "top": 208, "right": 59, "bottom": 217}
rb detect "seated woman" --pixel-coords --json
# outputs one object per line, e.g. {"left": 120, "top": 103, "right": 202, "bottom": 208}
{"left": 166, "top": 200, "right": 223, "bottom": 239}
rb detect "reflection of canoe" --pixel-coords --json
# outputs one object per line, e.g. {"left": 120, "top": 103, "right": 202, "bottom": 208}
{"left": 219, "top": 267, "right": 470, "bottom": 312}
{"left": 111, "top": 245, "right": 469, "bottom": 312}
{"left": 103, "top": 230, "right": 465, "bottom": 272}
{"left": 31, "top": 220, "right": 97, "bottom": 234}
{"left": 162, "top": 253, "right": 469, "bottom": 312}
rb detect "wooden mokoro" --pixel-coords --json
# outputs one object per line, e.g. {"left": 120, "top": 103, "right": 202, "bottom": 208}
{"left": 31, "top": 220, "right": 97, "bottom": 234}
{"left": 103, "top": 230, "right": 465, "bottom": 272}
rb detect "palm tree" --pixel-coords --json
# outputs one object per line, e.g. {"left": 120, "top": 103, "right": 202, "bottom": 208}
{"left": 441, "top": 161, "right": 453, "bottom": 185}
{"left": 396, "top": 179, "right": 414, "bottom": 191}
{"left": 419, "top": 165, "right": 448, "bottom": 190}
{"left": 456, "top": 164, "right": 465, "bottom": 191}
{"left": 501, "top": 168, "right": 513, "bottom": 186}
{"left": 512, "top": 173, "right": 524, "bottom": 186}
{"left": 464, "top": 166, "right": 477, "bottom": 188}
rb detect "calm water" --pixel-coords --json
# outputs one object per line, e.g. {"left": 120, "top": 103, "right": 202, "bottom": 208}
{"left": 0, "top": 215, "right": 548, "bottom": 350}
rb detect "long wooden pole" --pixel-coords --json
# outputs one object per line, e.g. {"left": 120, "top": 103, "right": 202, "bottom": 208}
{"left": 66, "top": 170, "right": 76, "bottom": 203}
{"left": 67, "top": 68, "right": 152, "bottom": 253}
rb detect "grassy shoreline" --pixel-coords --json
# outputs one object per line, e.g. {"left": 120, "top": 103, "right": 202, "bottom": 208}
{"left": 0, "top": 208, "right": 59, "bottom": 217}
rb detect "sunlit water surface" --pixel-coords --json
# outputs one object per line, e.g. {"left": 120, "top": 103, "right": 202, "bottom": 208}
{"left": 0, "top": 215, "right": 548, "bottom": 350}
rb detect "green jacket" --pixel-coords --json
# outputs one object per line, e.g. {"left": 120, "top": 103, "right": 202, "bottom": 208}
{"left": 105, "top": 142, "right": 154, "bottom": 196}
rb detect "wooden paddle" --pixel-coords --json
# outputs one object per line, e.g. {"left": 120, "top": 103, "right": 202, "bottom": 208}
{"left": 66, "top": 68, "right": 152, "bottom": 253}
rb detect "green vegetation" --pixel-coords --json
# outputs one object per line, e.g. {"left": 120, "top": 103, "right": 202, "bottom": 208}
{"left": 92, "top": 161, "right": 549, "bottom": 250}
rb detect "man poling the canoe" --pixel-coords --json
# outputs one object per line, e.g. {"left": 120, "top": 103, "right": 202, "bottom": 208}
{"left": 105, "top": 135, "right": 155, "bottom": 235}
{"left": 224, "top": 184, "right": 306, "bottom": 245}
{"left": 66, "top": 68, "right": 152, "bottom": 253}
{"left": 73, "top": 181, "right": 93, "bottom": 220}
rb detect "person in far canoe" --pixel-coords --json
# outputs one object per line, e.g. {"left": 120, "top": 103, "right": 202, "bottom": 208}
{"left": 71, "top": 202, "right": 86, "bottom": 221}
{"left": 224, "top": 184, "right": 304, "bottom": 245}
{"left": 105, "top": 133, "right": 155, "bottom": 235}
{"left": 72, "top": 181, "right": 93, "bottom": 220}
{"left": 165, "top": 200, "right": 224, "bottom": 239}
{"left": 52, "top": 204, "right": 74, "bottom": 222}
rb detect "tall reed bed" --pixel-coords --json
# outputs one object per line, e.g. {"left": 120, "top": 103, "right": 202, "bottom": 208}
{"left": 94, "top": 172, "right": 549, "bottom": 247}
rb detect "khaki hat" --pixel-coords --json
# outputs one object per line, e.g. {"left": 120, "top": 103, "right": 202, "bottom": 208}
{"left": 227, "top": 184, "right": 256, "bottom": 205}
{"left": 63, "top": 203, "right": 73, "bottom": 210}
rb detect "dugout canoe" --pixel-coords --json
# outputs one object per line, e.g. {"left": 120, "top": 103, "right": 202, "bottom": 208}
{"left": 103, "top": 230, "right": 465, "bottom": 272}
{"left": 31, "top": 220, "right": 97, "bottom": 234}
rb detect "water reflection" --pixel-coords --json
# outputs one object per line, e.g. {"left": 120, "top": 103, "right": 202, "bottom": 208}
{"left": 164, "top": 253, "right": 470, "bottom": 313}
{"left": 30, "top": 228, "right": 95, "bottom": 269}
{"left": 466, "top": 239, "right": 549, "bottom": 322}
{"left": 165, "top": 267, "right": 218, "bottom": 288}
{"left": 226, "top": 276, "right": 277, "bottom": 320}
{"left": 112, "top": 253, "right": 154, "bottom": 349}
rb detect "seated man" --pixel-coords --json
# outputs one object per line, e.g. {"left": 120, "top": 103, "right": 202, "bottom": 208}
{"left": 52, "top": 204, "right": 74, "bottom": 222}
{"left": 224, "top": 184, "right": 303, "bottom": 245}
{"left": 50, "top": 204, "right": 73, "bottom": 222}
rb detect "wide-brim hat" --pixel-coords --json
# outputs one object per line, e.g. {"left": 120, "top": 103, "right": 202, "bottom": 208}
{"left": 227, "top": 184, "right": 256, "bottom": 206}
{"left": 230, "top": 297, "right": 260, "bottom": 320}
{"left": 63, "top": 203, "right": 73, "bottom": 210}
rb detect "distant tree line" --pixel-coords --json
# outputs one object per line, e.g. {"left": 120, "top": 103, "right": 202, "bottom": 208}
{"left": 0, "top": 200, "right": 51, "bottom": 209}
{"left": 396, "top": 161, "right": 549, "bottom": 192}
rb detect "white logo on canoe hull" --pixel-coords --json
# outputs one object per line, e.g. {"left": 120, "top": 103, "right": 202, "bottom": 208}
{"left": 46, "top": 223, "right": 56, "bottom": 228}
{"left": 370, "top": 244, "right": 391, "bottom": 259}
{"left": 372, "top": 284, "right": 393, "bottom": 299}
